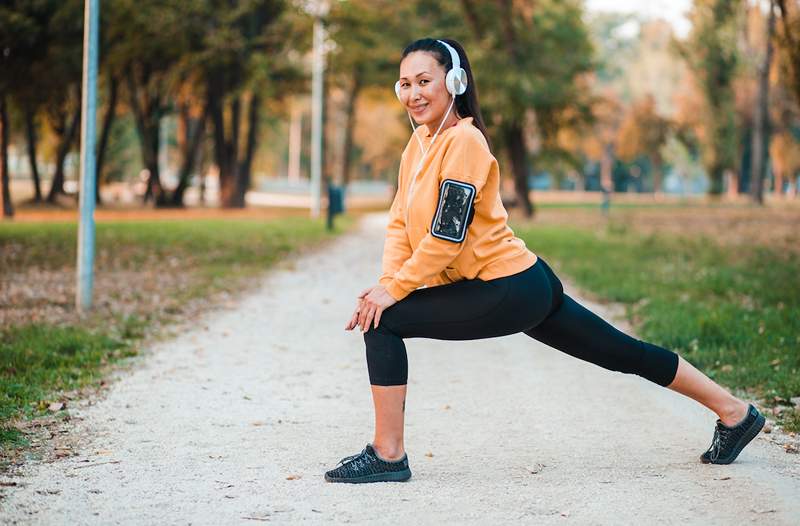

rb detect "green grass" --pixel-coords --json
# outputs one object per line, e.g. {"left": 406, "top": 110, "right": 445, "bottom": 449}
{"left": 513, "top": 222, "right": 800, "bottom": 426}
{"left": 0, "top": 215, "right": 353, "bottom": 451}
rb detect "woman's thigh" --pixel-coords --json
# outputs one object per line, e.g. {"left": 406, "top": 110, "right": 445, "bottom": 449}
{"left": 374, "top": 260, "right": 553, "bottom": 341}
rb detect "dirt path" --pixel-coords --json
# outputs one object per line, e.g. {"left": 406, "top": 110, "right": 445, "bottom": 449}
{"left": 2, "top": 212, "right": 799, "bottom": 525}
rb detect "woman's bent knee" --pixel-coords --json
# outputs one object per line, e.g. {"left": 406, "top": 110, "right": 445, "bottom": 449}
{"left": 364, "top": 324, "right": 408, "bottom": 385}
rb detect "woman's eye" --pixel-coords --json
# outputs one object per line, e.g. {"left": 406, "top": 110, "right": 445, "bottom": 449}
{"left": 419, "top": 79, "right": 428, "bottom": 85}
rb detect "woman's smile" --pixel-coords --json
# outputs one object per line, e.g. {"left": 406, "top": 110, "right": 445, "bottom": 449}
{"left": 409, "top": 103, "right": 429, "bottom": 116}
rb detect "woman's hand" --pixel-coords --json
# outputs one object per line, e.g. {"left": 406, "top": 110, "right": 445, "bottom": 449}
{"left": 345, "top": 286, "right": 375, "bottom": 331}
{"left": 344, "top": 285, "right": 397, "bottom": 332}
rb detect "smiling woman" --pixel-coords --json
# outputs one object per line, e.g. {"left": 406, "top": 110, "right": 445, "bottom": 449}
{"left": 323, "top": 38, "right": 766, "bottom": 484}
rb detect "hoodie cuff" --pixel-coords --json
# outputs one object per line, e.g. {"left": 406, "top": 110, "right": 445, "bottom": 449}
{"left": 384, "top": 279, "right": 411, "bottom": 302}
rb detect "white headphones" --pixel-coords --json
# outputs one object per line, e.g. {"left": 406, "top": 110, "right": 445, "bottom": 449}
{"left": 394, "top": 39, "right": 468, "bottom": 101}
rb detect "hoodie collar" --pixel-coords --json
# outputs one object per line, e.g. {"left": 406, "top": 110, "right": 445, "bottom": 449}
{"left": 422, "top": 115, "right": 473, "bottom": 138}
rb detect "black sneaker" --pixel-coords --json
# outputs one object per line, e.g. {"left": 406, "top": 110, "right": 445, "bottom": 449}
{"left": 700, "top": 403, "right": 765, "bottom": 464}
{"left": 324, "top": 444, "right": 412, "bottom": 483}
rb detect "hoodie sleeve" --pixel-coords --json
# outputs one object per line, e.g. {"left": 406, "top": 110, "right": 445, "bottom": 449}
{"left": 383, "top": 128, "right": 492, "bottom": 301}
{"left": 378, "top": 154, "right": 413, "bottom": 288}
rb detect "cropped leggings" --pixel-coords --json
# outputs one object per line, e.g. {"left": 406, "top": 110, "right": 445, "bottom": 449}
{"left": 364, "top": 257, "right": 679, "bottom": 387}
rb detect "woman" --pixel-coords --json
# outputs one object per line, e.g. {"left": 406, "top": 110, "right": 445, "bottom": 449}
{"left": 324, "top": 38, "right": 765, "bottom": 484}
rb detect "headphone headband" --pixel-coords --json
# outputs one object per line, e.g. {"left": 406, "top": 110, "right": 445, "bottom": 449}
{"left": 436, "top": 39, "right": 460, "bottom": 72}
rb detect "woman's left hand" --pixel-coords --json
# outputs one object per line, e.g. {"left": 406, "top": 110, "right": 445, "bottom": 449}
{"left": 355, "top": 285, "right": 397, "bottom": 332}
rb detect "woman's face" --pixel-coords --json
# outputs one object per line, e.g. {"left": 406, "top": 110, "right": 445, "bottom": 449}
{"left": 398, "top": 51, "right": 451, "bottom": 127}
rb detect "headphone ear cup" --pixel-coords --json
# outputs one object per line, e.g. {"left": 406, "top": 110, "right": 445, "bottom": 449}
{"left": 445, "top": 70, "right": 456, "bottom": 96}
{"left": 394, "top": 81, "right": 402, "bottom": 101}
{"left": 453, "top": 68, "right": 468, "bottom": 95}
{"left": 444, "top": 68, "right": 468, "bottom": 96}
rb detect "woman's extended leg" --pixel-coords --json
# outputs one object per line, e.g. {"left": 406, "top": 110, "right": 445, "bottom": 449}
{"left": 526, "top": 258, "right": 749, "bottom": 426}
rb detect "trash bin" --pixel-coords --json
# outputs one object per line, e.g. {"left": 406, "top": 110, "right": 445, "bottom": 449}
{"left": 327, "top": 185, "right": 345, "bottom": 230}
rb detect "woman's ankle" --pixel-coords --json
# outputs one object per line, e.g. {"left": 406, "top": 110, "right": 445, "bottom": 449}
{"left": 372, "top": 441, "right": 405, "bottom": 461}
{"left": 718, "top": 399, "right": 749, "bottom": 427}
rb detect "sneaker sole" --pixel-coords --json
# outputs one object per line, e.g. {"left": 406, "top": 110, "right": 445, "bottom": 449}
{"left": 701, "top": 412, "right": 766, "bottom": 465}
{"left": 324, "top": 468, "right": 412, "bottom": 484}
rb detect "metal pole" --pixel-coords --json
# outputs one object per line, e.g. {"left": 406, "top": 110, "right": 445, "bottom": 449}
{"left": 288, "top": 97, "right": 301, "bottom": 183}
{"left": 76, "top": 0, "right": 99, "bottom": 313}
{"left": 310, "top": 15, "right": 324, "bottom": 218}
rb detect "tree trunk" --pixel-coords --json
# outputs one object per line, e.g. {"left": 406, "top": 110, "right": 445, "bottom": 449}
{"left": 46, "top": 106, "right": 81, "bottom": 203}
{"left": 341, "top": 69, "right": 362, "bottom": 188}
{"left": 749, "top": 2, "right": 775, "bottom": 205}
{"left": 600, "top": 142, "right": 614, "bottom": 193}
{"left": 460, "top": 0, "right": 485, "bottom": 39}
{"left": 708, "top": 164, "right": 725, "bottom": 195}
{"left": 503, "top": 122, "right": 533, "bottom": 217}
{"left": 24, "top": 107, "right": 43, "bottom": 202}
{"left": 171, "top": 102, "right": 208, "bottom": 207}
{"left": 216, "top": 96, "right": 243, "bottom": 208}
{"left": 95, "top": 75, "right": 119, "bottom": 205}
{"left": 126, "top": 72, "right": 166, "bottom": 206}
{"left": 1, "top": 94, "right": 13, "bottom": 218}
{"left": 774, "top": 169, "right": 785, "bottom": 197}
{"left": 234, "top": 93, "right": 260, "bottom": 208}
{"left": 208, "top": 79, "right": 228, "bottom": 206}
{"left": 650, "top": 153, "right": 663, "bottom": 194}
{"left": 776, "top": 0, "right": 800, "bottom": 109}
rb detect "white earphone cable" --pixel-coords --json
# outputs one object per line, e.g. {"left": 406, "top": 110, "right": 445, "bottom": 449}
{"left": 404, "top": 95, "right": 456, "bottom": 224}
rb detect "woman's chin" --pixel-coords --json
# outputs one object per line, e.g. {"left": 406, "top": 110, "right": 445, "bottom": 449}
{"left": 413, "top": 113, "right": 441, "bottom": 127}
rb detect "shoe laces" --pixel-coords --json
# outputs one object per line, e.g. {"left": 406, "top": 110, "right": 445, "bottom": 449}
{"left": 709, "top": 424, "right": 732, "bottom": 462}
{"left": 337, "top": 447, "right": 369, "bottom": 468}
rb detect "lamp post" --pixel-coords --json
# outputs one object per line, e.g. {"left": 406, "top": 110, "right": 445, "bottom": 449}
{"left": 300, "top": 0, "right": 330, "bottom": 219}
{"left": 76, "top": 0, "right": 99, "bottom": 313}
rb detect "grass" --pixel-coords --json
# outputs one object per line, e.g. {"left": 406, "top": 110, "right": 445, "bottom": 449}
{"left": 513, "top": 219, "right": 800, "bottom": 430}
{"left": 0, "top": 214, "right": 353, "bottom": 453}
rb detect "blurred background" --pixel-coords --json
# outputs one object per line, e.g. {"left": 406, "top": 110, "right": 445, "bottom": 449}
{"left": 0, "top": 0, "right": 798, "bottom": 217}
{"left": 1, "top": 0, "right": 800, "bottom": 459}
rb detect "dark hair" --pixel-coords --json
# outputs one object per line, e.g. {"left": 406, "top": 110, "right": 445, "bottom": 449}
{"left": 401, "top": 38, "right": 491, "bottom": 150}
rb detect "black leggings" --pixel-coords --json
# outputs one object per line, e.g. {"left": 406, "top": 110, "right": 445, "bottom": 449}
{"left": 364, "top": 257, "right": 679, "bottom": 387}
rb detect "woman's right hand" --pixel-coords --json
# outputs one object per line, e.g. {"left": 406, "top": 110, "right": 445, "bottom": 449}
{"left": 344, "top": 286, "right": 377, "bottom": 330}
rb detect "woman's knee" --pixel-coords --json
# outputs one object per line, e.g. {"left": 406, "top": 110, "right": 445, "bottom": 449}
{"left": 531, "top": 257, "right": 564, "bottom": 321}
{"left": 363, "top": 323, "right": 408, "bottom": 386}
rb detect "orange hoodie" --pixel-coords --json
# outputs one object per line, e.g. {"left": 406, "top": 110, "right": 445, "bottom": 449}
{"left": 380, "top": 116, "right": 538, "bottom": 301}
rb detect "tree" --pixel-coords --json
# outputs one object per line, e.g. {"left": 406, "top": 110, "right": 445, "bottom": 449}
{"left": 199, "top": 0, "right": 290, "bottom": 208}
{"left": 326, "top": 0, "right": 415, "bottom": 187}
{"left": 108, "top": 0, "right": 195, "bottom": 206}
{"left": 0, "top": 96, "right": 11, "bottom": 218}
{"left": 459, "top": 0, "right": 595, "bottom": 217}
{"left": 616, "top": 95, "right": 671, "bottom": 193}
{"left": 0, "top": 3, "right": 37, "bottom": 217}
{"left": 38, "top": 0, "right": 84, "bottom": 203}
{"left": 749, "top": 1, "right": 777, "bottom": 204}
{"left": 678, "top": 0, "right": 741, "bottom": 195}
{"left": 775, "top": 0, "right": 800, "bottom": 109}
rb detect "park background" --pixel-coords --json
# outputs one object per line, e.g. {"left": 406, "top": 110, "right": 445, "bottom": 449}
{"left": 0, "top": 0, "right": 799, "bottom": 468}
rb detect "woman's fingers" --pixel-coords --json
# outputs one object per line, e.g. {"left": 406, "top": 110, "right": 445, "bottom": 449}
{"left": 357, "top": 301, "right": 370, "bottom": 331}
{"left": 373, "top": 306, "right": 383, "bottom": 330}
{"left": 362, "top": 304, "right": 377, "bottom": 332}
{"left": 345, "top": 309, "right": 358, "bottom": 330}
{"left": 345, "top": 302, "right": 362, "bottom": 330}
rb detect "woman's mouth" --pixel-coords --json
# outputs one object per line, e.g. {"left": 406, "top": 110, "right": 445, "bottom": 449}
{"left": 410, "top": 104, "right": 428, "bottom": 115}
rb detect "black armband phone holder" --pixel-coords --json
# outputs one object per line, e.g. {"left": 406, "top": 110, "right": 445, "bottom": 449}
{"left": 431, "top": 179, "right": 476, "bottom": 243}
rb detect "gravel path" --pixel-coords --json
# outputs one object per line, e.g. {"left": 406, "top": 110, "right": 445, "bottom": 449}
{"left": 2, "top": 212, "right": 799, "bottom": 525}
